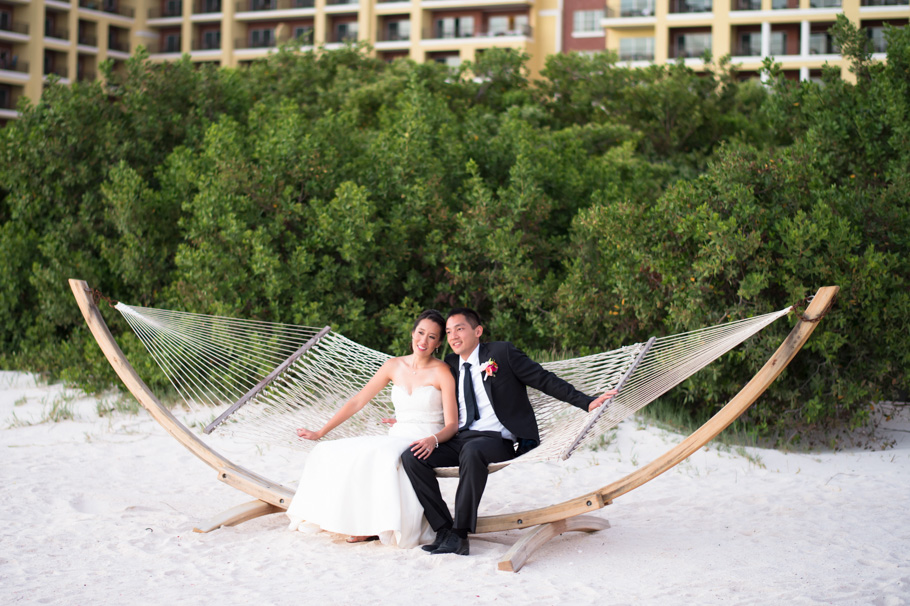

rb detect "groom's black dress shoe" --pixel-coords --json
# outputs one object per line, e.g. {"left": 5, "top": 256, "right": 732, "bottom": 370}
{"left": 430, "top": 530, "right": 469, "bottom": 556}
{"left": 421, "top": 528, "right": 450, "bottom": 552}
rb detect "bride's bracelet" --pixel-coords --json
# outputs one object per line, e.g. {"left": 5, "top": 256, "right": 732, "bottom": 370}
{"left": 431, "top": 434, "right": 439, "bottom": 448}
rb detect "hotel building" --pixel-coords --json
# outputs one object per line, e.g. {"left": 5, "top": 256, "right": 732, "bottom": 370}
{"left": 1, "top": 0, "right": 907, "bottom": 122}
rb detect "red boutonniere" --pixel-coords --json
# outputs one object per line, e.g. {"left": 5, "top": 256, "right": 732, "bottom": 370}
{"left": 479, "top": 358, "right": 498, "bottom": 381}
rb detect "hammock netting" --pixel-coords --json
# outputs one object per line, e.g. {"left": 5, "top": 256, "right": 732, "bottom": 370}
{"left": 116, "top": 302, "right": 794, "bottom": 471}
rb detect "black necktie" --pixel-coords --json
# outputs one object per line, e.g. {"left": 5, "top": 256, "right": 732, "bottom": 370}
{"left": 461, "top": 362, "right": 479, "bottom": 431}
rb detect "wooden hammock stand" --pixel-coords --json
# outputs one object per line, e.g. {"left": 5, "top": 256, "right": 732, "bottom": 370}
{"left": 69, "top": 279, "right": 838, "bottom": 572}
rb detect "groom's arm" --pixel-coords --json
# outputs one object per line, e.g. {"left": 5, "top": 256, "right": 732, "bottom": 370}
{"left": 503, "top": 343, "right": 594, "bottom": 412}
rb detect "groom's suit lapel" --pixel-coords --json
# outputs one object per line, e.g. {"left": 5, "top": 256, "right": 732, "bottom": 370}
{"left": 479, "top": 342, "right": 494, "bottom": 405}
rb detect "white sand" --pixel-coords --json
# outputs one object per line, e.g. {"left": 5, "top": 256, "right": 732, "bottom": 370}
{"left": 1, "top": 370, "right": 907, "bottom": 605}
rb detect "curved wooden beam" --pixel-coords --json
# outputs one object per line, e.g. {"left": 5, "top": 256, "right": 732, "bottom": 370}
{"left": 475, "top": 286, "right": 838, "bottom": 533}
{"left": 69, "top": 279, "right": 294, "bottom": 510}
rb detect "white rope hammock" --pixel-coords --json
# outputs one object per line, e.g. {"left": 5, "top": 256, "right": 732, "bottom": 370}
{"left": 116, "top": 303, "right": 794, "bottom": 473}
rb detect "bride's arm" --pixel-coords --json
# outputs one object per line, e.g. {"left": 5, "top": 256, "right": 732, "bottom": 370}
{"left": 409, "top": 369, "right": 458, "bottom": 459}
{"left": 296, "top": 359, "right": 396, "bottom": 440}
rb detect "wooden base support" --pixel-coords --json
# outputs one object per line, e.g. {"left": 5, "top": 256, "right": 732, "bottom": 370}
{"left": 193, "top": 499, "right": 282, "bottom": 534}
{"left": 497, "top": 514, "right": 611, "bottom": 572}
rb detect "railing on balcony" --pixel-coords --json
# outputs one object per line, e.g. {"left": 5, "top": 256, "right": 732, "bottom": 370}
{"left": 380, "top": 30, "right": 410, "bottom": 42}
{"left": 484, "top": 24, "right": 531, "bottom": 37}
{"left": 235, "top": 0, "right": 313, "bottom": 9}
{"left": 669, "top": 34, "right": 712, "bottom": 58}
{"left": 809, "top": 0, "right": 841, "bottom": 6}
{"left": 79, "top": 0, "right": 136, "bottom": 18}
{"left": 771, "top": 0, "right": 798, "bottom": 8}
{"left": 77, "top": 69, "right": 96, "bottom": 81}
{"left": 862, "top": 0, "right": 907, "bottom": 5}
{"left": 0, "top": 21, "right": 30, "bottom": 35}
{"left": 108, "top": 38, "right": 129, "bottom": 51}
{"left": 45, "top": 27, "right": 70, "bottom": 40}
{"left": 195, "top": 0, "right": 222, "bottom": 12}
{"left": 619, "top": 0, "right": 655, "bottom": 16}
{"left": 236, "top": 35, "right": 278, "bottom": 48}
{"left": 326, "top": 0, "right": 359, "bottom": 6}
{"left": 78, "top": 33, "right": 97, "bottom": 46}
{"left": 44, "top": 64, "right": 68, "bottom": 78}
{"left": 732, "top": 0, "right": 760, "bottom": 10}
{"left": 733, "top": 41, "right": 761, "bottom": 56}
{"left": 0, "top": 57, "right": 28, "bottom": 73}
{"left": 192, "top": 36, "right": 221, "bottom": 50}
{"left": 669, "top": 0, "right": 712, "bottom": 13}
{"left": 148, "top": 3, "right": 183, "bottom": 17}
{"left": 618, "top": 50, "right": 655, "bottom": 60}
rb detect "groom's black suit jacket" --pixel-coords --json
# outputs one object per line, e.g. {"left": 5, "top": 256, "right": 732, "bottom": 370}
{"left": 445, "top": 341, "right": 595, "bottom": 454}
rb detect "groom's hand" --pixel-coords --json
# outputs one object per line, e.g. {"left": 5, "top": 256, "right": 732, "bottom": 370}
{"left": 588, "top": 389, "right": 619, "bottom": 412}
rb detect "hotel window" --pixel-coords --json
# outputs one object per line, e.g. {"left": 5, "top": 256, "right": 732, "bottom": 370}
{"left": 336, "top": 22, "right": 359, "bottom": 42}
{"left": 203, "top": 30, "right": 221, "bottom": 49}
{"left": 294, "top": 26, "right": 314, "bottom": 44}
{"left": 867, "top": 27, "right": 887, "bottom": 53}
{"left": 674, "top": 32, "right": 711, "bottom": 58}
{"left": 165, "top": 0, "right": 182, "bottom": 16}
{"left": 573, "top": 10, "right": 604, "bottom": 33}
{"left": 387, "top": 20, "right": 410, "bottom": 41}
{"left": 738, "top": 32, "right": 761, "bottom": 55}
{"left": 619, "top": 37, "right": 654, "bottom": 60}
{"left": 203, "top": 0, "right": 221, "bottom": 11}
{"left": 769, "top": 31, "right": 787, "bottom": 55}
{"left": 0, "top": 11, "right": 10, "bottom": 31}
{"left": 809, "top": 31, "right": 836, "bottom": 54}
{"left": 436, "top": 17, "right": 474, "bottom": 39}
{"left": 250, "top": 28, "right": 274, "bottom": 47}
{"left": 621, "top": 0, "right": 654, "bottom": 16}
{"left": 164, "top": 33, "right": 180, "bottom": 52}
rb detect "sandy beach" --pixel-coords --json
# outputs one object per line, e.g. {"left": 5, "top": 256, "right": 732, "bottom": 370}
{"left": 1, "top": 370, "right": 907, "bottom": 605}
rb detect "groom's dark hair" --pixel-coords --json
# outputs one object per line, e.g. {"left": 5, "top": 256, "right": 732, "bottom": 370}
{"left": 446, "top": 307, "right": 483, "bottom": 329}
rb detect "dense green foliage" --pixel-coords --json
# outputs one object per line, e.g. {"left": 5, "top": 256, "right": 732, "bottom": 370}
{"left": 2, "top": 23, "right": 907, "bottom": 438}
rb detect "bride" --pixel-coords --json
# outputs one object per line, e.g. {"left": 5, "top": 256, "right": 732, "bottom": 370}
{"left": 286, "top": 309, "right": 458, "bottom": 547}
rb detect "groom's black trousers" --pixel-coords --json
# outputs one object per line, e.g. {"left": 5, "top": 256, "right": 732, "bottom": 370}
{"left": 402, "top": 430, "right": 515, "bottom": 534}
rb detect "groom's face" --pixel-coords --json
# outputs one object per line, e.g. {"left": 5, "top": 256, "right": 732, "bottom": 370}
{"left": 446, "top": 314, "right": 483, "bottom": 360}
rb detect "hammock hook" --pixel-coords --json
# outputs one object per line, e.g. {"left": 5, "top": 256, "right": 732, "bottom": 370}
{"left": 86, "top": 287, "right": 119, "bottom": 309}
{"left": 790, "top": 293, "right": 832, "bottom": 323}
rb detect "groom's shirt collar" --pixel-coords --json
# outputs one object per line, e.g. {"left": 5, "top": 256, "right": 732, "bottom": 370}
{"left": 461, "top": 344, "right": 481, "bottom": 370}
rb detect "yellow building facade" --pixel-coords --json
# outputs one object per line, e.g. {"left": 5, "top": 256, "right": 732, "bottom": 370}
{"left": 604, "top": 0, "right": 908, "bottom": 80}
{"left": 1, "top": 0, "right": 907, "bottom": 122}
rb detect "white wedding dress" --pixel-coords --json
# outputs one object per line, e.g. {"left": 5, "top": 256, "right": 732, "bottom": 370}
{"left": 286, "top": 384, "right": 444, "bottom": 548}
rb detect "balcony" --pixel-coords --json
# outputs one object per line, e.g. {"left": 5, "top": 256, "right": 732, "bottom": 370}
{"left": 44, "top": 64, "right": 68, "bottom": 78}
{"left": 669, "top": 33, "right": 712, "bottom": 58}
{"left": 0, "top": 21, "right": 29, "bottom": 36}
{"left": 733, "top": 41, "right": 761, "bottom": 56}
{"left": 771, "top": 0, "right": 798, "bottom": 8}
{"left": 862, "top": 0, "right": 908, "bottom": 4}
{"left": 731, "top": 0, "right": 760, "bottom": 9}
{"left": 45, "top": 26, "right": 70, "bottom": 40}
{"left": 192, "top": 36, "right": 222, "bottom": 50}
{"left": 235, "top": 0, "right": 313, "bottom": 10}
{"left": 237, "top": 35, "right": 277, "bottom": 48}
{"left": 78, "top": 33, "right": 97, "bottom": 46}
{"left": 0, "top": 57, "right": 28, "bottom": 73}
{"left": 79, "top": 0, "right": 136, "bottom": 18}
{"left": 669, "top": 0, "right": 712, "bottom": 13}
{"left": 148, "top": 3, "right": 183, "bottom": 17}
{"left": 108, "top": 38, "right": 129, "bottom": 52}
{"left": 77, "top": 69, "right": 96, "bottom": 81}
{"left": 619, "top": 0, "right": 654, "bottom": 16}
{"left": 195, "top": 0, "right": 222, "bottom": 12}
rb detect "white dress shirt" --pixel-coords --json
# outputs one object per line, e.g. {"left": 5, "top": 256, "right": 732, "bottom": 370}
{"left": 458, "top": 345, "right": 515, "bottom": 441}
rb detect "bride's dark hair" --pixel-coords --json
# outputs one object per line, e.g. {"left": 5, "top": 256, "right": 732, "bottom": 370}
{"left": 411, "top": 309, "right": 445, "bottom": 354}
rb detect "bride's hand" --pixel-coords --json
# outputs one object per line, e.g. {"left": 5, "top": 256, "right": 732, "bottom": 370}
{"left": 410, "top": 437, "right": 436, "bottom": 460}
{"left": 297, "top": 428, "right": 321, "bottom": 440}
{"left": 380, "top": 418, "right": 397, "bottom": 426}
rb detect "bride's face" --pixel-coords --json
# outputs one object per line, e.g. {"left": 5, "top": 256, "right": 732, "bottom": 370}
{"left": 412, "top": 319, "right": 442, "bottom": 358}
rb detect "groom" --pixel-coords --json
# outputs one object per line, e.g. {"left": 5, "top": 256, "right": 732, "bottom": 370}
{"left": 401, "top": 307, "right": 613, "bottom": 556}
